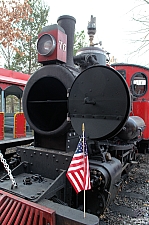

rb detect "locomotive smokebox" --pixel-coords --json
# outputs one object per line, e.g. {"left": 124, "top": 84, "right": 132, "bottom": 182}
{"left": 23, "top": 65, "right": 75, "bottom": 137}
{"left": 69, "top": 65, "right": 131, "bottom": 140}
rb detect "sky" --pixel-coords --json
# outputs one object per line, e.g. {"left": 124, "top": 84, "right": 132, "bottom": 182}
{"left": 44, "top": 0, "right": 149, "bottom": 66}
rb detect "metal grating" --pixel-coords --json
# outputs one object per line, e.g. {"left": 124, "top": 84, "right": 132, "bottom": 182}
{"left": 0, "top": 190, "right": 56, "bottom": 225}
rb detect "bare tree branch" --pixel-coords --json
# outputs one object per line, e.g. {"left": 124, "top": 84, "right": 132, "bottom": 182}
{"left": 126, "top": 0, "right": 149, "bottom": 64}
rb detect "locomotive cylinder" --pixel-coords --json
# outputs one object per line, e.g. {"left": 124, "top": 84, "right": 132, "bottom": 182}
{"left": 117, "top": 116, "right": 145, "bottom": 140}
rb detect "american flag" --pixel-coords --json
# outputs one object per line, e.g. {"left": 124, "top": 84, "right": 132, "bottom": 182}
{"left": 66, "top": 134, "right": 91, "bottom": 193}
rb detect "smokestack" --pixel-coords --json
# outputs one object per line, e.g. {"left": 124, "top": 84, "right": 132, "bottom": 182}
{"left": 57, "top": 15, "right": 76, "bottom": 68}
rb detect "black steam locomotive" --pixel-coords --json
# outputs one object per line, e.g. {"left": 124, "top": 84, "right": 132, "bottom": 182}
{"left": 0, "top": 15, "right": 146, "bottom": 225}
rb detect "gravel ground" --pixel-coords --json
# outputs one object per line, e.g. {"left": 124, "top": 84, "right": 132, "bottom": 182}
{"left": 100, "top": 154, "right": 149, "bottom": 225}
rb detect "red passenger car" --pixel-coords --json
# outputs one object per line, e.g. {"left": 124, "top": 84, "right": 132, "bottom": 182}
{"left": 112, "top": 63, "right": 149, "bottom": 152}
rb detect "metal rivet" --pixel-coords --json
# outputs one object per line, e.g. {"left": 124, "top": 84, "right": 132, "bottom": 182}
{"left": 31, "top": 195, "right": 35, "bottom": 199}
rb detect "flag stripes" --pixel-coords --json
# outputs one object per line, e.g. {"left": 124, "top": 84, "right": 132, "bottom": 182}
{"left": 66, "top": 134, "right": 91, "bottom": 194}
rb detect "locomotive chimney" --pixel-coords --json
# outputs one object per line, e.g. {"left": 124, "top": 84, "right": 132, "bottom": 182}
{"left": 57, "top": 15, "right": 76, "bottom": 68}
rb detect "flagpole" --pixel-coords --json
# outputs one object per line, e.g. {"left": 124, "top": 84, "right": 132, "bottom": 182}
{"left": 82, "top": 123, "right": 86, "bottom": 218}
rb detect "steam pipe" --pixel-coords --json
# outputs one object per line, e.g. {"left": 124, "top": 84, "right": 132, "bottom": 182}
{"left": 74, "top": 54, "right": 99, "bottom": 67}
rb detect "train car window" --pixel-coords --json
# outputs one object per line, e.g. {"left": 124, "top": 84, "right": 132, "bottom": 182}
{"left": 117, "top": 70, "right": 126, "bottom": 79}
{"left": 131, "top": 72, "right": 147, "bottom": 97}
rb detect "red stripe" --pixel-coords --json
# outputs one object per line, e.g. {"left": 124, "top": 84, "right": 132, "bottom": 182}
{"left": 72, "top": 172, "right": 84, "bottom": 192}
{"left": 69, "top": 160, "right": 84, "bottom": 166}
{"left": 68, "top": 163, "right": 84, "bottom": 169}
{"left": 84, "top": 156, "right": 91, "bottom": 190}
{"left": 73, "top": 154, "right": 84, "bottom": 160}
{"left": 66, "top": 170, "right": 84, "bottom": 193}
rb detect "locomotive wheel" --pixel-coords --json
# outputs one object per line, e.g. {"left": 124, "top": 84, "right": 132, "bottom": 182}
{"left": 86, "top": 191, "right": 106, "bottom": 216}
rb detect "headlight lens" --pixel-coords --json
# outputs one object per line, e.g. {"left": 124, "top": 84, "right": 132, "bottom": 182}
{"left": 37, "top": 34, "right": 56, "bottom": 56}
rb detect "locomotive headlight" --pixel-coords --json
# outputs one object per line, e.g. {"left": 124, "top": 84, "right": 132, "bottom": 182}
{"left": 37, "top": 34, "right": 56, "bottom": 56}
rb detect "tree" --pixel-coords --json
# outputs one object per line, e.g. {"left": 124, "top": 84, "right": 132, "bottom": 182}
{"left": 128, "top": 0, "right": 149, "bottom": 63}
{"left": 3, "top": 0, "right": 50, "bottom": 74}
{"left": 0, "top": 0, "right": 32, "bottom": 68}
{"left": 74, "top": 30, "right": 87, "bottom": 55}
{"left": 0, "top": 0, "right": 31, "bottom": 46}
